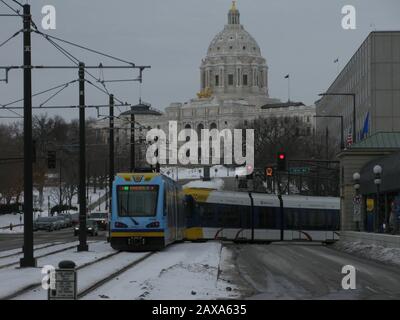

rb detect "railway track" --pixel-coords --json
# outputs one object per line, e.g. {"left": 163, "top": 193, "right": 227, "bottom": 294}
{"left": 0, "top": 242, "right": 79, "bottom": 270}
{"left": 77, "top": 252, "right": 155, "bottom": 299}
{"left": 2, "top": 249, "right": 121, "bottom": 300}
{"left": 4, "top": 249, "right": 155, "bottom": 300}
{"left": 0, "top": 241, "right": 71, "bottom": 260}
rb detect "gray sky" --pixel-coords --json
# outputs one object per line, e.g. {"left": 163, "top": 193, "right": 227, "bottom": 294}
{"left": 1, "top": 0, "right": 400, "bottom": 123}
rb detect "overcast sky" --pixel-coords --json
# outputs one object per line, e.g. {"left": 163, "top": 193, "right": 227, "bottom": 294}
{"left": 0, "top": 0, "right": 400, "bottom": 123}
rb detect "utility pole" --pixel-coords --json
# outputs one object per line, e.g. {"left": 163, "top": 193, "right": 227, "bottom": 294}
{"left": 130, "top": 111, "right": 135, "bottom": 172}
{"left": 109, "top": 94, "right": 114, "bottom": 211}
{"left": 20, "top": 4, "right": 36, "bottom": 268}
{"left": 59, "top": 158, "right": 62, "bottom": 210}
{"left": 77, "top": 62, "right": 88, "bottom": 252}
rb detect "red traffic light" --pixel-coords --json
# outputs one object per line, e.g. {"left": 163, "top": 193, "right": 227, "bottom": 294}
{"left": 278, "top": 153, "right": 285, "bottom": 160}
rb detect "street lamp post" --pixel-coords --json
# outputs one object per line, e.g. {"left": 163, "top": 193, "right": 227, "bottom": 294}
{"left": 353, "top": 172, "right": 361, "bottom": 231}
{"left": 318, "top": 93, "right": 356, "bottom": 145}
{"left": 314, "top": 115, "right": 344, "bottom": 150}
{"left": 373, "top": 165, "right": 382, "bottom": 233}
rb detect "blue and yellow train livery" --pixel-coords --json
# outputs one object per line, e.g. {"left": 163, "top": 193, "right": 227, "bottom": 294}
{"left": 110, "top": 172, "right": 185, "bottom": 251}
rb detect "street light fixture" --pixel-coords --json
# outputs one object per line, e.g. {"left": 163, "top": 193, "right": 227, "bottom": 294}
{"left": 318, "top": 93, "right": 356, "bottom": 145}
{"left": 353, "top": 172, "right": 361, "bottom": 191}
{"left": 373, "top": 165, "right": 382, "bottom": 233}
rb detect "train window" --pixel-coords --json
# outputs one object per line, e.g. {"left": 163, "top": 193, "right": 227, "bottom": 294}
{"left": 117, "top": 185, "right": 158, "bottom": 217}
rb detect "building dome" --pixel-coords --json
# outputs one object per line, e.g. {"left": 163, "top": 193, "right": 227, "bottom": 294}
{"left": 199, "top": 2, "right": 269, "bottom": 99}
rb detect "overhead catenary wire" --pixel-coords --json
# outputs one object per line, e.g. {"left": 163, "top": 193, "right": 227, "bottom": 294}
{"left": 36, "top": 32, "right": 129, "bottom": 114}
{"left": 0, "top": 29, "right": 22, "bottom": 49}
{"left": 33, "top": 30, "right": 136, "bottom": 66}
{"left": 0, "top": 0, "right": 21, "bottom": 15}
{"left": 0, "top": 80, "right": 78, "bottom": 108}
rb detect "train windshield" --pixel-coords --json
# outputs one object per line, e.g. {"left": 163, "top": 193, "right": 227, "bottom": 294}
{"left": 117, "top": 185, "right": 158, "bottom": 217}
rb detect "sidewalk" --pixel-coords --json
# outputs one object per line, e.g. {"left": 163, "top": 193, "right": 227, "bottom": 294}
{"left": 333, "top": 231, "right": 400, "bottom": 267}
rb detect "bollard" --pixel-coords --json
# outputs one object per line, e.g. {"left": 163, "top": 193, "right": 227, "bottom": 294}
{"left": 9, "top": 223, "right": 13, "bottom": 231}
{"left": 48, "top": 260, "right": 77, "bottom": 300}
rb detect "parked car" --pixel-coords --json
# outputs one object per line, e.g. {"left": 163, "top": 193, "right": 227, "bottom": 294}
{"left": 89, "top": 212, "right": 108, "bottom": 230}
{"left": 74, "top": 219, "right": 99, "bottom": 236}
{"left": 60, "top": 214, "right": 73, "bottom": 227}
{"left": 33, "top": 217, "right": 58, "bottom": 232}
{"left": 53, "top": 216, "right": 67, "bottom": 229}
{"left": 70, "top": 213, "right": 80, "bottom": 226}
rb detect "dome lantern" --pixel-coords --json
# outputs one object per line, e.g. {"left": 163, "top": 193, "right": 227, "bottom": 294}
{"left": 228, "top": 1, "right": 240, "bottom": 25}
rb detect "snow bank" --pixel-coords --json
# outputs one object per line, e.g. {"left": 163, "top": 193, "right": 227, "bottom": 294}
{"left": 333, "top": 241, "right": 400, "bottom": 267}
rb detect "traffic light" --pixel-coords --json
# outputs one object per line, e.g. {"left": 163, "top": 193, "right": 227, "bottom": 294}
{"left": 277, "top": 152, "right": 287, "bottom": 171}
{"left": 265, "top": 167, "right": 273, "bottom": 179}
{"left": 47, "top": 151, "right": 56, "bottom": 169}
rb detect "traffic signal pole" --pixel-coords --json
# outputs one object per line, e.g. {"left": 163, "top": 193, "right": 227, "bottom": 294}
{"left": 20, "top": 4, "right": 36, "bottom": 268}
{"left": 77, "top": 62, "right": 88, "bottom": 252}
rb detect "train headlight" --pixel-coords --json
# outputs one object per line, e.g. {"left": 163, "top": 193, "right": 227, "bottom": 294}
{"left": 146, "top": 221, "right": 160, "bottom": 228}
{"left": 115, "top": 221, "right": 128, "bottom": 228}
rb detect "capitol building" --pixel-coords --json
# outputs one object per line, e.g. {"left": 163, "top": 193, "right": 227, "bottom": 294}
{"left": 95, "top": 2, "right": 315, "bottom": 166}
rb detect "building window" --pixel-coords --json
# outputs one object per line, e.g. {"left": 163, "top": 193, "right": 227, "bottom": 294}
{"left": 228, "top": 74, "right": 234, "bottom": 86}
{"left": 215, "top": 75, "right": 219, "bottom": 86}
{"left": 243, "top": 74, "right": 248, "bottom": 86}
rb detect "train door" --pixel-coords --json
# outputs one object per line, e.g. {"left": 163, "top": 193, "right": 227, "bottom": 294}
{"left": 173, "top": 186, "right": 178, "bottom": 240}
{"left": 163, "top": 183, "right": 171, "bottom": 244}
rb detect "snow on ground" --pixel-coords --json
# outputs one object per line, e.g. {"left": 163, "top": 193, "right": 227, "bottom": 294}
{"left": 183, "top": 178, "right": 224, "bottom": 190}
{"left": 83, "top": 241, "right": 240, "bottom": 300}
{"left": 0, "top": 213, "right": 24, "bottom": 229}
{"left": 0, "top": 211, "right": 50, "bottom": 234}
{"left": 15, "top": 251, "right": 149, "bottom": 300}
{"left": 0, "top": 241, "right": 115, "bottom": 299}
{"left": 332, "top": 241, "right": 400, "bottom": 267}
{"left": 0, "top": 241, "right": 79, "bottom": 267}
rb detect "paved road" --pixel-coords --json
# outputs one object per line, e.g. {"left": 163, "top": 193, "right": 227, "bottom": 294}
{"left": 0, "top": 228, "right": 107, "bottom": 252}
{"left": 226, "top": 242, "right": 400, "bottom": 300}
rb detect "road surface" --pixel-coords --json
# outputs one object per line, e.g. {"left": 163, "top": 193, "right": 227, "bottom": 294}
{"left": 0, "top": 228, "right": 106, "bottom": 251}
{"left": 225, "top": 242, "right": 400, "bottom": 300}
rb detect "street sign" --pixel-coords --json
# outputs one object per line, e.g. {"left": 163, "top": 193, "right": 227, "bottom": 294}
{"left": 289, "top": 167, "right": 310, "bottom": 175}
{"left": 48, "top": 269, "right": 77, "bottom": 300}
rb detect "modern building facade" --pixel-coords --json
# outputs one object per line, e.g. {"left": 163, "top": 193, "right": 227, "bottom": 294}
{"left": 316, "top": 31, "right": 400, "bottom": 149}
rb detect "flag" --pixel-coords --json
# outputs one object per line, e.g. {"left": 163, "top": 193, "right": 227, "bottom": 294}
{"left": 284, "top": 74, "right": 289, "bottom": 79}
{"left": 334, "top": 58, "right": 339, "bottom": 63}
{"left": 346, "top": 128, "right": 353, "bottom": 147}
{"left": 361, "top": 112, "right": 370, "bottom": 140}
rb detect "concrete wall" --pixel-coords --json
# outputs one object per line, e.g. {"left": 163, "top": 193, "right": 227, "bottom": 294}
{"left": 340, "top": 231, "right": 400, "bottom": 248}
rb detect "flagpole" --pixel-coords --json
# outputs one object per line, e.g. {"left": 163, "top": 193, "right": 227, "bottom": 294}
{"left": 285, "top": 74, "right": 290, "bottom": 102}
